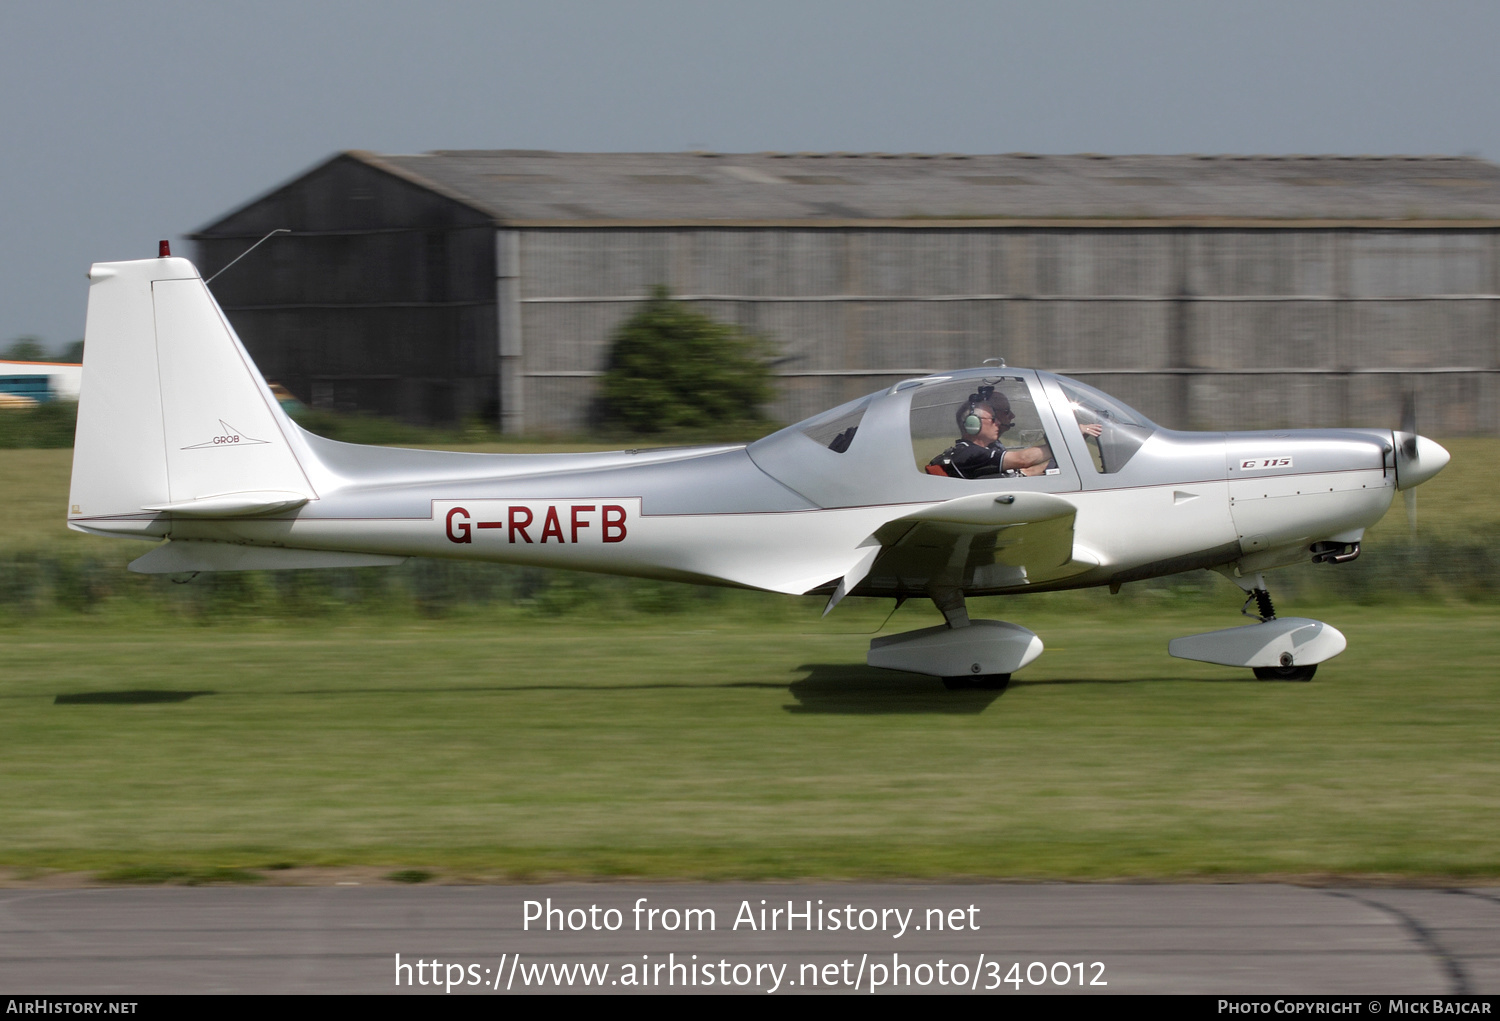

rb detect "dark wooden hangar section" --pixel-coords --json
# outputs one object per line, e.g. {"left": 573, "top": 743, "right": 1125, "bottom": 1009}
{"left": 193, "top": 153, "right": 499, "bottom": 426}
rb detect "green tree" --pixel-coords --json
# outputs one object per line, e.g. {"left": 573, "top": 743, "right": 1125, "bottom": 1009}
{"left": 57, "top": 339, "right": 84, "bottom": 364}
{"left": 598, "top": 286, "right": 774, "bottom": 434}
{"left": 2, "top": 337, "right": 46, "bottom": 362}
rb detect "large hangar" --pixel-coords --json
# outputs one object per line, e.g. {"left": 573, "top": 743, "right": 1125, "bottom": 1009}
{"left": 193, "top": 150, "right": 1500, "bottom": 434}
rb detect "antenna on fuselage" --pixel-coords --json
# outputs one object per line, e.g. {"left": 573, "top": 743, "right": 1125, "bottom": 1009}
{"left": 206, "top": 228, "right": 291, "bottom": 285}
{"left": 983, "top": 356, "right": 1007, "bottom": 368}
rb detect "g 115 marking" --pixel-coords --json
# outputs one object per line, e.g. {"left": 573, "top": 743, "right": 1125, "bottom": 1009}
{"left": 1239, "top": 456, "right": 1293, "bottom": 471}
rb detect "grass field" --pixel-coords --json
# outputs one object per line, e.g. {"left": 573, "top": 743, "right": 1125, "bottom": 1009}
{"left": 1, "top": 601, "right": 1497, "bottom": 882}
{"left": 0, "top": 443, "right": 1497, "bottom": 882}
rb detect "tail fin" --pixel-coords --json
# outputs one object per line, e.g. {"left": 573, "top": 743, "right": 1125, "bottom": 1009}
{"left": 68, "top": 256, "right": 316, "bottom": 531}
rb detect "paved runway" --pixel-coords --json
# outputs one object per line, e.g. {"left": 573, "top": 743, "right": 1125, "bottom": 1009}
{"left": 1, "top": 883, "right": 1497, "bottom": 994}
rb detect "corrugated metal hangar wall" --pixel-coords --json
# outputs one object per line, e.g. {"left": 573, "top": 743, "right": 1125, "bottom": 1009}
{"left": 194, "top": 151, "right": 1500, "bottom": 435}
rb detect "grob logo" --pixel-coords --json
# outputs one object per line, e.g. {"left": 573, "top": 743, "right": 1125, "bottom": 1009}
{"left": 182, "top": 419, "right": 270, "bottom": 450}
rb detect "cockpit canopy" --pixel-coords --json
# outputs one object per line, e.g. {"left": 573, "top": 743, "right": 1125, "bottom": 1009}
{"left": 749, "top": 368, "right": 1158, "bottom": 508}
{"left": 750, "top": 368, "right": 1158, "bottom": 506}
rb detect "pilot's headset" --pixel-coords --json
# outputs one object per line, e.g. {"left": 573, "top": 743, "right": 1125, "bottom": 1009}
{"left": 959, "top": 385, "right": 998, "bottom": 437}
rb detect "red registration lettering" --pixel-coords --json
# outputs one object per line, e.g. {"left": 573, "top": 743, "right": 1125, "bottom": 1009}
{"left": 571, "top": 505, "right": 595, "bottom": 542}
{"left": 445, "top": 506, "right": 472, "bottom": 543}
{"left": 602, "top": 505, "right": 627, "bottom": 543}
{"left": 540, "top": 506, "right": 565, "bottom": 543}
{"left": 508, "top": 506, "right": 533, "bottom": 543}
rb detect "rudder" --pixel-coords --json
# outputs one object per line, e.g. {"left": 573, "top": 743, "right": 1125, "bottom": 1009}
{"left": 68, "top": 256, "right": 315, "bottom": 532}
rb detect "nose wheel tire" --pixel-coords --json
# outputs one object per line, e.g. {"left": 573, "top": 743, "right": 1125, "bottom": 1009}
{"left": 943, "top": 674, "right": 1011, "bottom": 691}
{"left": 1252, "top": 664, "right": 1317, "bottom": 682}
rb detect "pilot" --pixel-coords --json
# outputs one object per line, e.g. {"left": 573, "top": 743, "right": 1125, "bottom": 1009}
{"left": 928, "top": 388, "right": 1097, "bottom": 479}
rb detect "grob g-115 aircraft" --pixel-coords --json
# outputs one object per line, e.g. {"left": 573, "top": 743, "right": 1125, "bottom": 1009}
{"left": 68, "top": 250, "right": 1450, "bottom": 687}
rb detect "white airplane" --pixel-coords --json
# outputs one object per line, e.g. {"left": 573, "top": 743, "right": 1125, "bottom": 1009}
{"left": 68, "top": 251, "right": 1450, "bottom": 687}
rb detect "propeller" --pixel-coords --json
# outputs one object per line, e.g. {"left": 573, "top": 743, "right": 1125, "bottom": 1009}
{"left": 1392, "top": 387, "right": 1451, "bottom": 531}
{"left": 1398, "top": 391, "right": 1418, "bottom": 530}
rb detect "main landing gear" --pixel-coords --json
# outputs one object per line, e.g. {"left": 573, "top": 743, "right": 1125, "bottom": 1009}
{"left": 1252, "top": 663, "right": 1317, "bottom": 682}
{"left": 867, "top": 589, "right": 1041, "bottom": 691}
{"left": 1168, "top": 571, "right": 1346, "bottom": 681}
{"left": 942, "top": 673, "right": 1011, "bottom": 691}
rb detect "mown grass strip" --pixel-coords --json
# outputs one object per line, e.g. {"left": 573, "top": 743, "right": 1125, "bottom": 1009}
{"left": 1, "top": 606, "right": 1496, "bottom": 881}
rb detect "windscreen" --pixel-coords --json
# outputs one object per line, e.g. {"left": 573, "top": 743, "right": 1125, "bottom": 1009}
{"left": 1056, "top": 378, "right": 1156, "bottom": 473}
{"left": 797, "top": 394, "right": 874, "bottom": 453}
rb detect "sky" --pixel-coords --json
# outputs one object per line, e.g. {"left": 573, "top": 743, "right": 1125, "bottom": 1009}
{"left": 4, "top": 0, "right": 1500, "bottom": 349}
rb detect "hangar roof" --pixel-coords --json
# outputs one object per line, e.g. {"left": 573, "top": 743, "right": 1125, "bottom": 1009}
{"left": 208, "top": 150, "right": 1500, "bottom": 231}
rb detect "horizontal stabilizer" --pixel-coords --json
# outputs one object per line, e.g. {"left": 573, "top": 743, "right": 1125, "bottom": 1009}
{"left": 142, "top": 491, "right": 310, "bottom": 517}
{"left": 130, "top": 541, "right": 406, "bottom": 574}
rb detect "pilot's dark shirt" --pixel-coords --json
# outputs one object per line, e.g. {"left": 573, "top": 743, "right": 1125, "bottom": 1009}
{"left": 928, "top": 439, "right": 1019, "bottom": 479}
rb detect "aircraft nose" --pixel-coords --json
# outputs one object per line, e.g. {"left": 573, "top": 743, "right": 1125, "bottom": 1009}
{"left": 1395, "top": 434, "right": 1451, "bottom": 491}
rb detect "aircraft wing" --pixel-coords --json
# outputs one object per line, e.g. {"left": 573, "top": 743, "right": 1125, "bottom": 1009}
{"left": 825, "top": 492, "right": 1094, "bottom": 612}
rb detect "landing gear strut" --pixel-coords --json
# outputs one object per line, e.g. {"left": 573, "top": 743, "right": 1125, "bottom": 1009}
{"left": 1246, "top": 585, "right": 1277, "bottom": 623}
{"left": 1239, "top": 581, "right": 1315, "bottom": 680}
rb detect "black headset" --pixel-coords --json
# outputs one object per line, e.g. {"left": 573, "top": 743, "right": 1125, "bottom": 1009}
{"left": 958, "top": 385, "right": 998, "bottom": 437}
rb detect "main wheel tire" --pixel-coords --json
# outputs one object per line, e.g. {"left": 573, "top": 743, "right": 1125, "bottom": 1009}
{"left": 1252, "top": 664, "right": 1317, "bottom": 682}
{"left": 942, "top": 674, "right": 1011, "bottom": 691}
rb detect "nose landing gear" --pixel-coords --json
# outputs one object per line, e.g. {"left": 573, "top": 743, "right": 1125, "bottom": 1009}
{"left": 1168, "top": 570, "right": 1345, "bottom": 681}
{"left": 1252, "top": 662, "right": 1318, "bottom": 682}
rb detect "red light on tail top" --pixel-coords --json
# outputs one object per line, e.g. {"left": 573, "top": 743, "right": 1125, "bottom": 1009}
{"left": 158, "top": 240, "right": 171, "bottom": 258}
